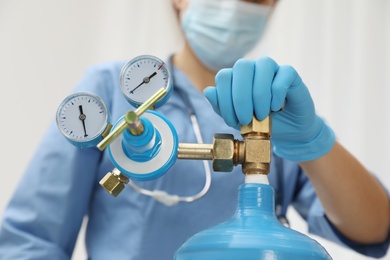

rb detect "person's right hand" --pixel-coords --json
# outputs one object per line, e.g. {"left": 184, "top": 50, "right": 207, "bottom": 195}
{"left": 204, "top": 57, "right": 335, "bottom": 162}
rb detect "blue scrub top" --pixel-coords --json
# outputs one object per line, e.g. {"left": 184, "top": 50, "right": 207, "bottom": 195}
{"left": 0, "top": 58, "right": 388, "bottom": 259}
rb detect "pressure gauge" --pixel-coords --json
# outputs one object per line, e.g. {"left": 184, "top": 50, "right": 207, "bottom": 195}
{"left": 120, "top": 55, "right": 173, "bottom": 108}
{"left": 56, "top": 92, "right": 110, "bottom": 148}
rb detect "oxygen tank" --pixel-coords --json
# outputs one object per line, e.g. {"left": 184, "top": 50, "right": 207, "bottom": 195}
{"left": 175, "top": 183, "right": 332, "bottom": 260}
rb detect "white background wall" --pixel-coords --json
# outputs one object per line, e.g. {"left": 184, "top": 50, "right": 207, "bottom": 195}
{"left": 0, "top": 0, "right": 389, "bottom": 259}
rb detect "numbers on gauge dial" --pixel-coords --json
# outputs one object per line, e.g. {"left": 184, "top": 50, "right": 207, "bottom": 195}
{"left": 57, "top": 93, "right": 108, "bottom": 143}
{"left": 121, "top": 57, "right": 170, "bottom": 105}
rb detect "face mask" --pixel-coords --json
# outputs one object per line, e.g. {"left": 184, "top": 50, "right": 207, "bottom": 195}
{"left": 182, "top": 0, "right": 271, "bottom": 71}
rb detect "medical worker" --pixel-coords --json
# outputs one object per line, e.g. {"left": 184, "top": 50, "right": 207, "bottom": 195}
{"left": 0, "top": 0, "right": 389, "bottom": 259}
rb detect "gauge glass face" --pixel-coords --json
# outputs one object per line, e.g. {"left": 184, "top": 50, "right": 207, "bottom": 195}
{"left": 57, "top": 93, "right": 108, "bottom": 143}
{"left": 120, "top": 55, "right": 171, "bottom": 106}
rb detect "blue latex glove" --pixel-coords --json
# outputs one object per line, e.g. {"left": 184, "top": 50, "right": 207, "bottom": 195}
{"left": 204, "top": 57, "right": 335, "bottom": 162}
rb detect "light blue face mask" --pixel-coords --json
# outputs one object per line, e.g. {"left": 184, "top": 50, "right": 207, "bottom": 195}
{"left": 182, "top": 0, "right": 271, "bottom": 71}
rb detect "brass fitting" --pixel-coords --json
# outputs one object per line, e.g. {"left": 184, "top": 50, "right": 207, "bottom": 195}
{"left": 212, "top": 134, "right": 237, "bottom": 172}
{"left": 240, "top": 116, "right": 272, "bottom": 175}
{"left": 99, "top": 168, "right": 129, "bottom": 197}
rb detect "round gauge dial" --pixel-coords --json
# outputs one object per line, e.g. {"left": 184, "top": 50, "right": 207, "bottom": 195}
{"left": 56, "top": 92, "right": 109, "bottom": 147}
{"left": 120, "top": 55, "right": 172, "bottom": 108}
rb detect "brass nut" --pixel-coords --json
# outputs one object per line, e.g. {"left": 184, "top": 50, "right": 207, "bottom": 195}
{"left": 241, "top": 116, "right": 271, "bottom": 136}
{"left": 212, "top": 133, "right": 235, "bottom": 172}
{"left": 99, "top": 172, "right": 125, "bottom": 197}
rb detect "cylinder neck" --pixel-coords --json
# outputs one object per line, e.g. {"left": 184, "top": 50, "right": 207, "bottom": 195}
{"left": 236, "top": 183, "right": 276, "bottom": 217}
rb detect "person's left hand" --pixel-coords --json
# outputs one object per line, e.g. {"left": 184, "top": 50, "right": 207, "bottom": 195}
{"left": 204, "top": 57, "right": 335, "bottom": 162}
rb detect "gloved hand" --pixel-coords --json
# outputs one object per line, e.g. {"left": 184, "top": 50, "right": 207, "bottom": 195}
{"left": 204, "top": 57, "right": 335, "bottom": 162}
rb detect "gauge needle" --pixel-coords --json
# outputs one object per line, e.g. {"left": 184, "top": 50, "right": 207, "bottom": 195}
{"left": 79, "top": 105, "right": 88, "bottom": 137}
{"left": 130, "top": 71, "right": 157, "bottom": 94}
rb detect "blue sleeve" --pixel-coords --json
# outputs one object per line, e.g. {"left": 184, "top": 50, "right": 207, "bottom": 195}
{"left": 0, "top": 65, "right": 115, "bottom": 259}
{"left": 292, "top": 171, "right": 390, "bottom": 258}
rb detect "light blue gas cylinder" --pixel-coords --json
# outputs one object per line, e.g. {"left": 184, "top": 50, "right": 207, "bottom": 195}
{"left": 175, "top": 183, "right": 332, "bottom": 260}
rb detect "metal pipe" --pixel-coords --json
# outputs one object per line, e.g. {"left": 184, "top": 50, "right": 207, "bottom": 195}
{"left": 178, "top": 143, "right": 213, "bottom": 160}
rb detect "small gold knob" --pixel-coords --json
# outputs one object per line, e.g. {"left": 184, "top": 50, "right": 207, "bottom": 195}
{"left": 97, "top": 88, "right": 167, "bottom": 151}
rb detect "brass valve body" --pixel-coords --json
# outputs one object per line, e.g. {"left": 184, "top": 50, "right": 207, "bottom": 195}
{"left": 240, "top": 116, "right": 271, "bottom": 175}
{"left": 178, "top": 116, "right": 272, "bottom": 175}
{"left": 240, "top": 133, "right": 271, "bottom": 175}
